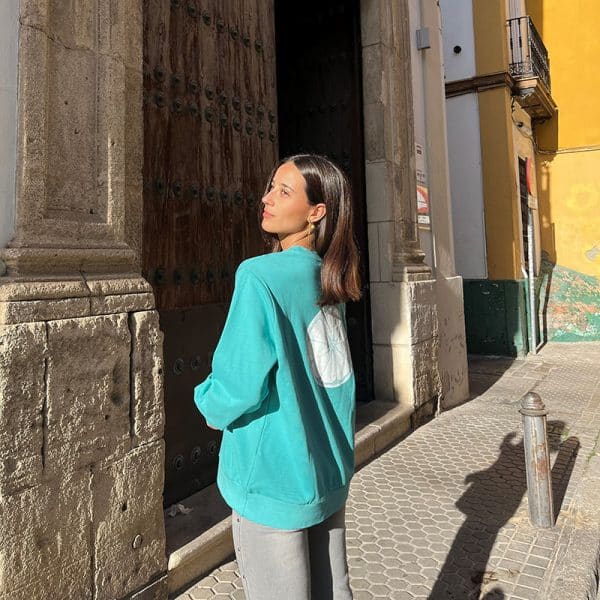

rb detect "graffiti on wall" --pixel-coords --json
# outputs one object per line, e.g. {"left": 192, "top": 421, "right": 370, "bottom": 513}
{"left": 539, "top": 253, "right": 600, "bottom": 341}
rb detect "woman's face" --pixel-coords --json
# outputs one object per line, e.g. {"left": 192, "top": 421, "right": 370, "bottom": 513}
{"left": 261, "top": 161, "right": 325, "bottom": 246}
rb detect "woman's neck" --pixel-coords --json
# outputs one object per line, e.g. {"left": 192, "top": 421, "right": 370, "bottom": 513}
{"left": 278, "top": 232, "right": 314, "bottom": 251}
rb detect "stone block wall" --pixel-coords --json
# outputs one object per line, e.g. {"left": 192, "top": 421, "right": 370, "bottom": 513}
{"left": 0, "top": 4, "right": 164, "bottom": 596}
{"left": 0, "top": 278, "right": 167, "bottom": 600}
{"left": 370, "top": 278, "right": 442, "bottom": 416}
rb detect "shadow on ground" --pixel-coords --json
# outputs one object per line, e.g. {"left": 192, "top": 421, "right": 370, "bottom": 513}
{"left": 427, "top": 420, "right": 579, "bottom": 600}
{"left": 467, "top": 355, "right": 517, "bottom": 398}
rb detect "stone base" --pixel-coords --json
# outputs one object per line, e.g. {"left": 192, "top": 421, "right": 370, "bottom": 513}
{"left": 370, "top": 278, "right": 442, "bottom": 412}
{"left": 127, "top": 574, "right": 168, "bottom": 600}
{"left": 0, "top": 276, "right": 166, "bottom": 600}
{"left": 436, "top": 275, "right": 469, "bottom": 410}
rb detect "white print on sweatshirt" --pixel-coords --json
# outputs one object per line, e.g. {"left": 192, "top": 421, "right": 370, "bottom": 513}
{"left": 306, "top": 305, "right": 353, "bottom": 388}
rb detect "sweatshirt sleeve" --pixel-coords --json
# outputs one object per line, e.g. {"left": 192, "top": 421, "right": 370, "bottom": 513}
{"left": 193, "top": 265, "right": 277, "bottom": 430}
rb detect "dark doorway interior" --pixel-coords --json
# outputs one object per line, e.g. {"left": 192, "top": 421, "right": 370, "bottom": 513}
{"left": 275, "top": 0, "right": 374, "bottom": 402}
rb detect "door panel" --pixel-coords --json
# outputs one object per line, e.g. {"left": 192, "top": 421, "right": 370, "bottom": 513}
{"left": 143, "top": 0, "right": 278, "bottom": 505}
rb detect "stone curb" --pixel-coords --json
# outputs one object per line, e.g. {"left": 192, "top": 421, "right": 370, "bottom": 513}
{"left": 542, "top": 446, "right": 600, "bottom": 599}
{"left": 166, "top": 401, "right": 414, "bottom": 596}
{"left": 168, "top": 516, "right": 234, "bottom": 596}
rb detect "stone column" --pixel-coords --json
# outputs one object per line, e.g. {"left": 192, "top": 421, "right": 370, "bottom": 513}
{"left": 419, "top": 0, "right": 469, "bottom": 409}
{"left": 0, "top": 2, "right": 167, "bottom": 599}
{"left": 0, "top": 2, "right": 18, "bottom": 251}
{"left": 389, "top": 0, "right": 434, "bottom": 282}
{"left": 0, "top": 0, "right": 142, "bottom": 276}
{"left": 361, "top": 0, "right": 441, "bottom": 420}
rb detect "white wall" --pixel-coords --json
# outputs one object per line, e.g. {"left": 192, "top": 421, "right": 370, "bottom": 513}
{"left": 445, "top": 95, "right": 487, "bottom": 279}
{"left": 0, "top": 1, "right": 18, "bottom": 248}
{"left": 439, "top": 0, "right": 487, "bottom": 280}
{"left": 439, "top": 0, "right": 477, "bottom": 82}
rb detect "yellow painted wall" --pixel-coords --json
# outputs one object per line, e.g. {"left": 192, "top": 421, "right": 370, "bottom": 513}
{"left": 470, "top": 0, "right": 599, "bottom": 281}
{"left": 527, "top": 0, "right": 600, "bottom": 277}
{"left": 537, "top": 152, "right": 600, "bottom": 278}
{"left": 472, "top": 0, "right": 509, "bottom": 75}
{"left": 473, "top": 1, "right": 521, "bottom": 279}
{"left": 478, "top": 87, "right": 521, "bottom": 280}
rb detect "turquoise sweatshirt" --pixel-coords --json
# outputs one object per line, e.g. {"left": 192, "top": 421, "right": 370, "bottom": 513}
{"left": 194, "top": 245, "right": 356, "bottom": 530}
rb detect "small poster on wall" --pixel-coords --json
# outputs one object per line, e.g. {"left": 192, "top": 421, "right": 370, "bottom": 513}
{"left": 416, "top": 143, "right": 430, "bottom": 228}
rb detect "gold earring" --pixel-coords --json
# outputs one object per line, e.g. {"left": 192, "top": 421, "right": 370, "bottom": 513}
{"left": 307, "top": 220, "right": 315, "bottom": 234}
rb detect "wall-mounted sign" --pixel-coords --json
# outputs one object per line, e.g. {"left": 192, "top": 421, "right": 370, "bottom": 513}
{"left": 526, "top": 157, "right": 534, "bottom": 194}
{"left": 416, "top": 143, "right": 430, "bottom": 228}
{"left": 525, "top": 157, "right": 538, "bottom": 208}
{"left": 417, "top": 185, "right": 430, "bottom": 224}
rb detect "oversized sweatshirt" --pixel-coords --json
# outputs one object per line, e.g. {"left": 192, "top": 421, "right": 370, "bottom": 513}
{"left": 193, "top": 245, "right": 356, "bottom": 530}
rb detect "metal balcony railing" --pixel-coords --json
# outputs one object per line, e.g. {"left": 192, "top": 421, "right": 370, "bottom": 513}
{"left": 507, "top": 16, "right": 551, "bottom": 93}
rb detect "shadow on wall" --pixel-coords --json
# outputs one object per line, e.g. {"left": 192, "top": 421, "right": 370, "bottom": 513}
{"left": 536, "top": 115, "right": 600, "bottom": 342}
{"left": 536, "top": 115, "right": 558, "bottom": 265}
{"left": 537, "top": 252, "right": 600, "bottom": 342}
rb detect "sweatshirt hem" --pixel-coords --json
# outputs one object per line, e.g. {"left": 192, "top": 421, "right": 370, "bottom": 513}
{"left": 217, "top": 470, "right": 349, "bottom": 530}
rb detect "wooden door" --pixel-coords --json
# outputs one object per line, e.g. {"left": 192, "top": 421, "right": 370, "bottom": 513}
{"left": 143, "top": 0, "right": 278, "bottom": 505}
{"left": 275, "top": 0, "right": 374, "bottom": 402}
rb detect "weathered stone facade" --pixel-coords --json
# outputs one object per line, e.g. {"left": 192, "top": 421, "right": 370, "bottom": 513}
{"left": 0, "top": 279, "right": 167, "bottom": 600}
{"left": 0, "top": 2, "right": 167, "bottom": 599}
{"left": 1, "top": 0, "right": 142, "bottom": 275}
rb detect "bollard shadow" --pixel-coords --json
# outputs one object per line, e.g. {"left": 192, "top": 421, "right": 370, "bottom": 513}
{"left": 428, "top": 420, "right": 572, "bottom": 600}
{"left": 550, "top": 433, "right": 580, "bottom": 521}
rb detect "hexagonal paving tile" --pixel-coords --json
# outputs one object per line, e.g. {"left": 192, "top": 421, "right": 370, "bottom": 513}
{"left": 174, "top": 348, "right": 600, "bottom": 600}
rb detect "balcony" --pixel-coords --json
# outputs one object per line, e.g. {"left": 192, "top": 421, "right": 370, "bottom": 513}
{"left": 507, "top": 16, "right": 556, "bottom": 121}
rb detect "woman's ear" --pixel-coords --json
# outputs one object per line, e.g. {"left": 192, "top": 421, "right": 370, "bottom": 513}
{"left": 310, "top": 203, "right": 327, "bottom": 222}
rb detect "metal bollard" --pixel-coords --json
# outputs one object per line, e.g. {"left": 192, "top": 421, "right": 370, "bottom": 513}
{"left": 520, "top": 392, "right": 554, "bottom": 527}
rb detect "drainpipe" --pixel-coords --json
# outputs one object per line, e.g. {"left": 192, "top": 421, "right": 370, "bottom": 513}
{"left": 521, "top": 262, "right": 531, "bottom": 352}
{"left": 527, "top": 205, "right": 538, "bottom": 354}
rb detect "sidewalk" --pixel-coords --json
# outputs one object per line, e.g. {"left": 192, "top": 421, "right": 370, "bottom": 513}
{"left": 173, "top": 343, "right": 600, "bottom": 600}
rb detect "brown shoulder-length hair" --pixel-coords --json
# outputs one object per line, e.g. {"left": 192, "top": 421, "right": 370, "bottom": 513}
{"left": 258, "top": 153, "right": 362, "bottom": 306}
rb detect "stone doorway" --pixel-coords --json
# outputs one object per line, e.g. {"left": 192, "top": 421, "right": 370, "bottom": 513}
{"left": 143, "top": 0, "right": 373, "bottom": 507}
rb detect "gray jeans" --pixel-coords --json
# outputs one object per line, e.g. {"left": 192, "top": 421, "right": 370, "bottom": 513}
{"left": 232, "top": 506, "right": 353, "bottom": 600}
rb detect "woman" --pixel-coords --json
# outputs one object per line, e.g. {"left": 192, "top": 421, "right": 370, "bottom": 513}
{"left": 194, "top": 153, "right": 361, "bottom": 600}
